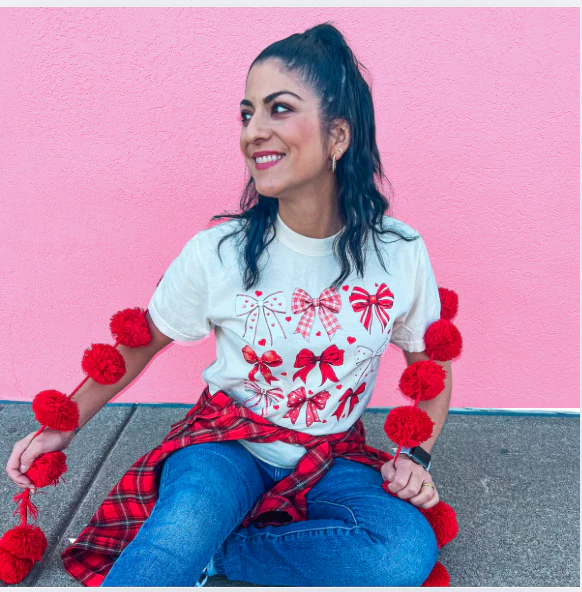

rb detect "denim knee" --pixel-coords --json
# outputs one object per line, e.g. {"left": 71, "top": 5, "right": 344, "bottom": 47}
{"left": 361, "top": 509, "right": 439, "bottom": 586}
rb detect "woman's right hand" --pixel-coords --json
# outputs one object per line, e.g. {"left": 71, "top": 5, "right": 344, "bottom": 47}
{"left": 5, "top": 429, "right": 76, "bottom": 494}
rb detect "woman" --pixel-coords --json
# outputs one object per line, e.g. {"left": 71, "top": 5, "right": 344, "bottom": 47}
{"left": 7, "top": 22, "right": 447, "bottom": 587}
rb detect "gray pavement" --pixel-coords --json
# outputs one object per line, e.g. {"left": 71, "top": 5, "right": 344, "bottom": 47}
{"left": 0, "top": 401, "right": 579, "bottom": 587}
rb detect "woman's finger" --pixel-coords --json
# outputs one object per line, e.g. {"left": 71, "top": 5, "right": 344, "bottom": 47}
{"left": 409, "top": 479, "right": 438, "bottom": 507}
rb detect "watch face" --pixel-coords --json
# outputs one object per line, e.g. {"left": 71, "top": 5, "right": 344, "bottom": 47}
{"left": 411, "top": 446, "right": 431, "bottom": 465}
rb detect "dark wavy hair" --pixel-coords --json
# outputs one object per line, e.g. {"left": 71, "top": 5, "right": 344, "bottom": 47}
{"left": 210, "top": 21, "right": 419, "bottom": 291}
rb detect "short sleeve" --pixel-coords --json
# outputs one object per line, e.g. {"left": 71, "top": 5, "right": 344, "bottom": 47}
{"left": 390, "top": 237, "right": 441, "bottom": 353}
{"left": 147, "top": 233, "right": 213, "bottom": 345}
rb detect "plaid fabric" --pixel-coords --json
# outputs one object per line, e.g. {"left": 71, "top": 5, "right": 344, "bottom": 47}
{"left": 291, "top": 287, "right": 342, "bottom": 341}
{"left": 61, "top": 385, "right": 394, "bottom": 587}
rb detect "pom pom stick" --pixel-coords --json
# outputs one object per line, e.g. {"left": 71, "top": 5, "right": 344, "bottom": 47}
{"left": 0, "top": 307, "right": 152, "bottom": 584}
{"left": 382, "top": 287, "right": 461, "bottom": 587}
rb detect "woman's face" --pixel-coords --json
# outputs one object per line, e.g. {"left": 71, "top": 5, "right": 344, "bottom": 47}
{"left": 240, "top": 59, "right": 334, "bottom": 199}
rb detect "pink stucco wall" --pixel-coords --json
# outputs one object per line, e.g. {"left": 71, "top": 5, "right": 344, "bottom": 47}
{"left": 0, "top": 8, "right": 579, "bottom": 408}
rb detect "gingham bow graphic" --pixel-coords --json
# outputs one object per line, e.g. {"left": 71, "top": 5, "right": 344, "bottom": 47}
{"left": 242, "top": 379, "right": 284, "bottom": 417}
{"left": 235, "top": 290, "right": 287, "bottom": 347}
{"left": 332, "top": 381, "right": 367, "bottom": 421}
{"left": 283, "top": 386, "right": 331, "bottom": 427}
{"left": 352, "top": 336, "right": 391, "bottom": 385}
{"left": 349, "top": 283, "right": 394, "bottom": 333}
{"left": 291, "top": 286, "right": 342, "bottom": 342}
{"left": 241, "top": 345, "right": 283, "bottom": 385}
{"left": 292, "top": 344, "right": 344, "bottom": 385}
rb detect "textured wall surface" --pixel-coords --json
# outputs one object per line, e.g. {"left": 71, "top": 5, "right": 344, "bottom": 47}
{"left": 0, "top": 8, "right": 579, "bottom": 407}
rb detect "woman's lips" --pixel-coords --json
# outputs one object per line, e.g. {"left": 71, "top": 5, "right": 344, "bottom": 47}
{"left": 254, "top": 155, "right": 286, "bottom": 170}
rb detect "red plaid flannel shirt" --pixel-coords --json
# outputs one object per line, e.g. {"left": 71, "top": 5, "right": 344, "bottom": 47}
{"left": 61, "top": 385, "right": 394, "bottom": 586}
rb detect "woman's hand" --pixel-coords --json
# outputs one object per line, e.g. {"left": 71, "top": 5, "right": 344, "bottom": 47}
{"left": 5, "top": 429, "right": 75, "bottom": 494}
{"left": 381, "top": 454, "right": 439, "bottom": 509}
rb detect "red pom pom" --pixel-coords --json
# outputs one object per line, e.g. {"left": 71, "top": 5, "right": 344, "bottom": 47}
{"left": 81, "top": 343, "right": 126, "bottom": 385}
{"left": 421, "top": 560, "right": 450, "bottom": 587}
{"left": 384, "top": 406, "right": 434, "bottom": 447}
{"left": 399, "top": 361, "right": 447, "bottom": 402}
{"left": 419, "top": 501, "right": 459, "bottom": 549}
{"left": 26, "top": 451, "right": 67, "bottom": 488}
{"left": 0, "top": 524, "right": 47, "bottom": 562}
{"left": 31, "top": 390, "right": 79, "bottom": 431}
{"left": 438, "top": 287, "right": 458, "bottom": 321}
{"left": 424, "top": 319, "right": 462, "bottom": 362}
{"left": 110, "top": 307, "right": 152, "bottom": 348}
{"left": 0, "top": 547, "right": 34, "bottom": 585}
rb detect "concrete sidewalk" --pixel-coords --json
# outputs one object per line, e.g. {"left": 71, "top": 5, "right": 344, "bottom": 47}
{"left": 0, "top": 401, "right": 579, "bottom": 587}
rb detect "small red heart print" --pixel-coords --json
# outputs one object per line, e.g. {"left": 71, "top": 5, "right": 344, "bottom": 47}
{"left": 273, "top": 297, "right": 277, "bottom": 300}
{"left": 347, "top": 336, "right": 356, "bottom": 344}
{"left": 336, "top": 384, "right": 342, "bottom": 389}
{"left": 323, "top": 419, "right": 327, "bottom": 423}
{"left": 285, "top": 317, "right": 292, "bottom": 322}
{"left": 281, "top": 372, "right": 287, "bottom": 376}
{"left": 249, "top": 326, "right": 253, "bottom": 329}
{"left": 308, "top": 390, "right": 313, "bottom": 394}
{"left": 258, "top": 338, "right": 266, "bottom": 346}
{"left": 375, "top": 283, "right": 378, "bottom": 287}
{"left": 255, "top": 290, "right": 262, "bottom": 296}
{"left": 316, "top": 331, "right": 321, "bottom": 336}
{"left": 273, "top": 405, "right": 279, "bottom": 410}
{"left": 342, "top": 285, "right": 349, "bottom": 291}
{"left": 245, "top": 299, "right": 248, "bottom": 302}
{"left": 271, "top": 324, "right": 275, "bottom": 327}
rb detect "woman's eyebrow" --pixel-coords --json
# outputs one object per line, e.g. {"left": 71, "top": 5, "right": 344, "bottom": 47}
{"left": 240, "top": 91, "right": 304, "bottom": 108}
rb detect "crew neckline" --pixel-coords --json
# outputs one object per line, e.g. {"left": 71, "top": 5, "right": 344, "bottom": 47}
{"left": 274, "top": 212, "right": 345, "bottom": 256}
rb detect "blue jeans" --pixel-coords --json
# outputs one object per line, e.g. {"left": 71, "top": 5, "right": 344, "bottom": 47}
{"left": 100, "top": 440, "right": 438, "bottom": 587}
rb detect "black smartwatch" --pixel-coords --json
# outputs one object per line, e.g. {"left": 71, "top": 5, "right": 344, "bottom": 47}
{"left": 392, "top": 445, "right": 432, "bottom": 472}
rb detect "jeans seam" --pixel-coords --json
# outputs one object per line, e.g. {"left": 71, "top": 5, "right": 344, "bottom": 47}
{"left": 232, "top": 524, "right": 360, "bottom": 540}
{"left": 309, "top": 499, "right": 359, "bottom": 527}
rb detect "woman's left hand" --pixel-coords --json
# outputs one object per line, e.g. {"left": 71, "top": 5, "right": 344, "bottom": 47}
{"left": 381, "top": 455, "right": 440, "bottom": 509}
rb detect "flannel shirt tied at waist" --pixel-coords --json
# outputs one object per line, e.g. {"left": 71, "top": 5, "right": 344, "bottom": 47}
{"left": 61, "top": 384, "right": 395, "bottom": 586}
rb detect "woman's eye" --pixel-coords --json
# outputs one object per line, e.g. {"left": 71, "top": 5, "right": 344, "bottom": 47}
{"left": 240, "top": 103, "right": 290, "bottom": 125}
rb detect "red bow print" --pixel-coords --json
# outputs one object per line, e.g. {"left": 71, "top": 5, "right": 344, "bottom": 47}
{"left": 242, "top": 345, "right": 282, "bottom": 385}
{"left": 292, "top": 344, "right": 344, "bottom": 385}
{"left": 349, "top": 283, "right": 394, "bottom": 333}
{"left": 291, "top": 286, "right": 342, "bottom": 341}
{"left": 283, "top": 386, "right": 331, "bottom": 427}
{"left": 332, "top": 381, "right": 367, "bottom": 421}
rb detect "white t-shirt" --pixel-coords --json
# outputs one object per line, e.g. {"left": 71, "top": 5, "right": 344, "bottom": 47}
{"left": 148, "top": 212, "right": 441, "bottom": 469}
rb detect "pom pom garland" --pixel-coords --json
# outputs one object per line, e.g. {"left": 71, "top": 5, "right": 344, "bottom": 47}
{"left": 424, "top": 319, "right": 463, "bottom": 362}
{"left": 110, "top": 307, "right": 152, "bottom": 348}
{"left": 0, "top": 307, "right": 153, "bottom": 584}
{"left": 81, "top": 343, "right": 127, "bottom": 385}
{"left": 384, "top": 405, "right": 435, "bottom": 448}
{"left": 26, "top": 451, "right": 68, "bottom": 488}
{"left": 437, "top": 287, "right": 458, "bottom": 322}
{"left": 0, "top": 548, "right": 34, "bottom": 585}
{"left": 381, "top": 287, "right": 463, "bottom": 586}
{"left": 0, "top": 524, "right": 48, "bottom": 562}
{"left": 32, "top": 390, "right": 79, "bottom": 432}
{"left": 419, "top": 501, "right": 459, "bottom": 549}
{"left": 421, "top": 561, "right": 450, "bottom": 587}
{"left": 398, "top": 360, "right": 447, "bottom": 402}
